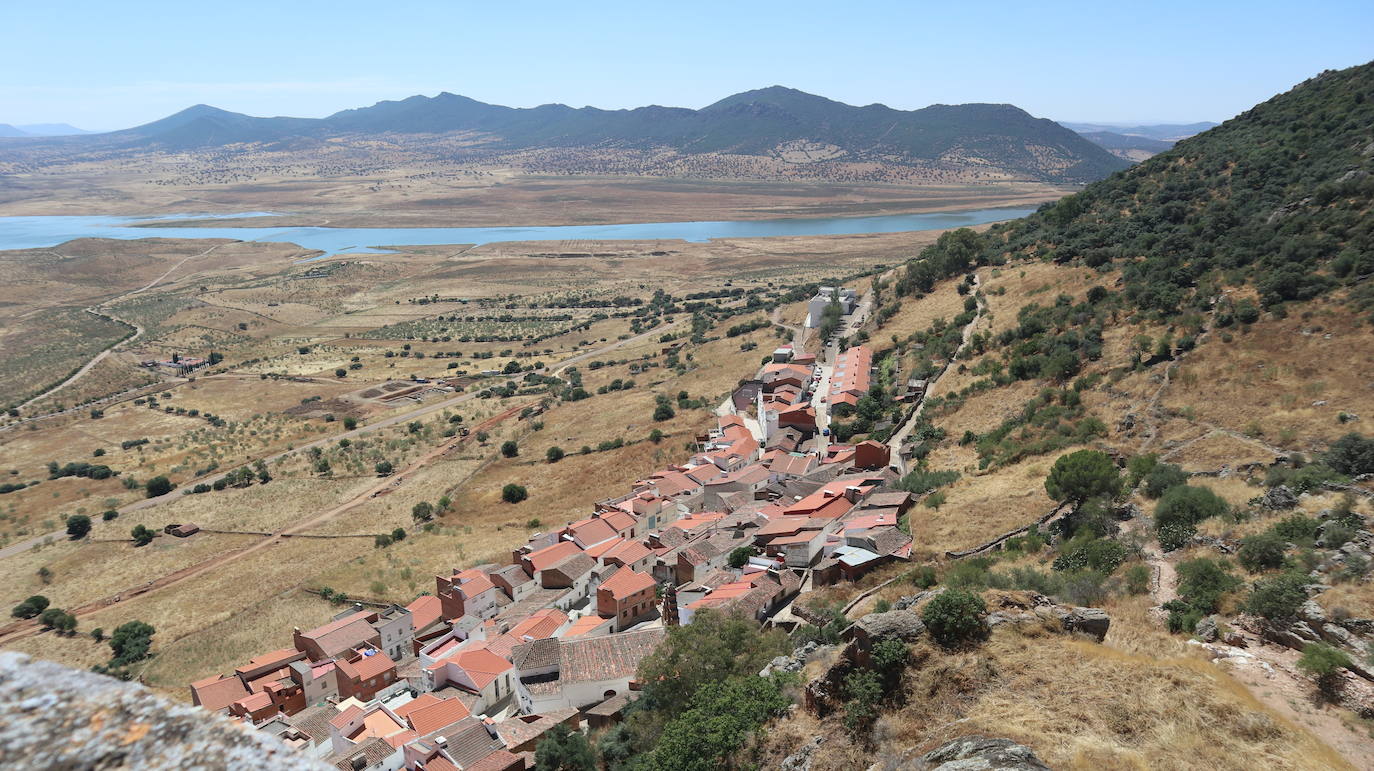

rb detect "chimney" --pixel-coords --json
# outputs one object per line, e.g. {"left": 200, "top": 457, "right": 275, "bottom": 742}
{"left": 435, "top": 736, "right": 447, "bottom": 747}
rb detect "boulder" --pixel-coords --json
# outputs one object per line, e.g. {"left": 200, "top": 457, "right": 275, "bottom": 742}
{"left": 1299, "top": 599, "right": 1328, "bottom": 626}
{"left": 1320, "top": 623, "right": 1370, "bottom": 656}
{"left": 1195, "top": 616, "right": 1219, "bottom": 643}
{"left": 916, "top": 736, "right": 1051, "bottom": 770}
{"left": 0, "top": 652, "right": 327, "bottom": 770}
{"left": 781, "top": 736, "right": 824, "bottom": 771}
{"left": 1259, "top": 485, "right": 1299, "bottom": 511}
{"left": 845, "top": 609, "right": 926, "bottom": 644}
{"left": 1063, "top": 608, "right": 1111, "bottom": 642}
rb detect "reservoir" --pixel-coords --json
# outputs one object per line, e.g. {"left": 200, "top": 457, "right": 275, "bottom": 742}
{"left": 0, "top": 207, "right": 1036, "bottom": 258}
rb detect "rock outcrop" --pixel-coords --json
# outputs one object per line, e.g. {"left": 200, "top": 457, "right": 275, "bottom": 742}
{"left": 869, "top": 736, "right": 1052, "bottom": 770}
{"left": 0, "top": 652, "right": 327, "bottom": 770}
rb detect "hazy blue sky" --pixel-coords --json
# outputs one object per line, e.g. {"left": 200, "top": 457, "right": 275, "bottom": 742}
{"left": 4, "top": 0, "right": 1371, "bottom": 130}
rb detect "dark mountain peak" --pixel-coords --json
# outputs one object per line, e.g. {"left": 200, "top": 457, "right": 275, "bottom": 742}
{"left": 704, "top": 86, "right": 846, "bottom": 113}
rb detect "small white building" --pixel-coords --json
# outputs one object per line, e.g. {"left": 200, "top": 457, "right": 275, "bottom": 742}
{"left": 806, "top": 286, "right": 858, "bottom": 328}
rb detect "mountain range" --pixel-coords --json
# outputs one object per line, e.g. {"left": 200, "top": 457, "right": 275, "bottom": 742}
{"left": 1, "top": 87, "right": 1130, "bottom": 184}
{"left": 0, "top": 123, "right": 94, "bottom": 137}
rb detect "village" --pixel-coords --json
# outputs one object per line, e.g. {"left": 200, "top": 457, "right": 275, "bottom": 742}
{"left": 184, "top": 286, "right": 920, "bottom": 771}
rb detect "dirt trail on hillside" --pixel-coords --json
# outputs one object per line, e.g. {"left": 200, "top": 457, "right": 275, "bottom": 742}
{"left": 0, "top": 402, "right": 530, "bottom": 645}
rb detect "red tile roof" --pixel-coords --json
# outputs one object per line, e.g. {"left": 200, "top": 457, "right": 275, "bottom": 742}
{"left": 525, "top": 541, "right": 583, "bottom": 573}
{"left": 562, "top": 615, "right": 612, "bottom": 638}
{"left": 337, "top": 650, "right": 396, "bottom": 682}
{"left": 190, "top": 675, "right": 248, "bottom": 712}
{"left": 598, "top": 568, "right": 655, "bottom": 601}
{"left": 559, "top": 629, "right": 665, "bottom": 684}
{"left": 407, "top": 595, "right": 443, "bottom": 630}
{"left": 406, "top": 697, "right": 472, "bottom": 735}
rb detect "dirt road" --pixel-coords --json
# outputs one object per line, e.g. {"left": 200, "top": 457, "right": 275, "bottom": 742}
{"left": 0, "top": 402, "right": 531, "bottom": 645}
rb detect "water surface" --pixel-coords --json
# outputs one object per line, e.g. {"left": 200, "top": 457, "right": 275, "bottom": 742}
{"left": 0, "top": 207, "right": 1036, "bottom": 258}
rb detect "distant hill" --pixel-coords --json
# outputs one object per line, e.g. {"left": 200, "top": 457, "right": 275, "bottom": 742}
{"left": 952, "top": 62, "right": 1374, "bottom": 314}
{"left": 1075, "top": 130, "right": 1177, "bottom": 162}
{"left": 1061, "top": 121, "right": 1218, "bottom": 142}
{"left": 13, "top": 87, "right": 1130, "bottom": 184}
{"left": 16, "top": 123, "right": 95, "bottom": 136}
{"left": 0, "top": 124, "right": 28, "bottom": 138}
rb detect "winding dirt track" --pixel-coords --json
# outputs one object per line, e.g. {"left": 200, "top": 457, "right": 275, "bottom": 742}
{"left": 0, "top": 402, "right": 531, "bottom": 645}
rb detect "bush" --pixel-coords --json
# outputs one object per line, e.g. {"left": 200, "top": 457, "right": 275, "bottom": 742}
{"left": 1154, "top": 485, "right": 1228, "bottom": 551}
{"left": 653, "top": 403, "right": 675, "bottom": 421}
{"left": 1325, "top": 432, "right": 1374, "bottom": 476}
{"left": 502, "top": 484, "right": 528, "bottom": 504}
{"left": 1271, "top": 514, "right": 1319, "bottom": 543}
{"left": 501, "top": 440, "right": 519, "bottom": 458}
{"left": 728, "top": 546, "right": 754, "bottom": 569}
{"left": 102, "top": 509, "right": 119, "bottom": 521}
{"left": 342, "top": 417, "right": 358, "bottom": 430}
{"left": 144, "top": 475, "right": 173, "bottom": 498}
{"left": 65, "top": 514, "right": 92, "bottom": 540}
{"left": 411, "top": 502, "right": 434, "bottom": 522}
{"left": 1298, "top": 643, "right": 1353, "bottom": 700}
{"left": 1124, "top": 564, "right": 1151, "bottom": 595}
{"left": 921, "top": 589, "right": 987, "bottom": 648}
{"left": 1238, "top": 531, "right": 1287, "bottom": 572}
{"left": 1142, "top": 462, "right": 1188, "bottom": 499}
{"left": 545, "top": 446, "right": 565, "bottom": 463}
{"left": 1052, "top": 535, "right": 1129, "bottom": 574}
{"left": 131, "top": 525, "right": 155, "bottom": 546}
{"left": 375, "top": 460, "right": 394, "bottom": 476}
{"left": 374, "top": 534, "right": 393, "bottom": 548}
{"left": 1245, "top": 572, "right": 1310, "bottom": 620}
{"left": 109, "top": 621, "right": 155, "bottom": 666}
{"left": 908, "top": 565, "right": 938, "bottom": 588}
{"left": 11, "top": 595, "right": 49, "bottom": 619}
{"left": 1176, "top": 558, "right": 1242, "bottom": 613}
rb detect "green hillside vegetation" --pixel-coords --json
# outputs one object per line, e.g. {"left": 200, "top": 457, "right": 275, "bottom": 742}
{"left": 895, "top": 62, "right": 1373, "bottom": 321}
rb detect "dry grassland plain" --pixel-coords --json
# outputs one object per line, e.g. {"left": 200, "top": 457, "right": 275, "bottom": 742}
{"left": 0, "top": 223, "right": 954, "bottom": 700}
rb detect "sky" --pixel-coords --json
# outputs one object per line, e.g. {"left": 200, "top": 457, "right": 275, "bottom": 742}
{"left": 3, "top": 0, "right": 1371, "bottom": 131}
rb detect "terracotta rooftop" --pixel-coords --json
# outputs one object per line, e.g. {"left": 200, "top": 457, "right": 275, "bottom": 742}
{"left": 525, "top": 541, "right": 583, "bottom": 573}
{"left": 189, "top": 674, "right": 248, "bottom": 712}
{"left": 406, "top": 595, "right": 443, "bottom": 630}
{"left": 405, "top": 697, "right": 472, "bottom": 735}
{"left": 598, "top": 568, "right": 655, "bottom": 601}
{"left": 559, "top": 629, "right": 665, "bottom": 684}
{"left": 336, "top": 650, "right": 395, "bottom": 683}
{"left": 561, "top": 615, "right": 612, "bottom": 639}
{"left": 298, "top": 611, "right": 378, "bottom": 659}
{"left": 331, "top": 737, "right": 395, "bottom": 771}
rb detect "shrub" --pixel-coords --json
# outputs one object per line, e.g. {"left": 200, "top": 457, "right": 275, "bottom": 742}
{"left": 908, "top": 565, "right": 938, "bottom": 588}
{"left": 1325, "top": 432, "right": 1374, "bottom": 476}
{"left": 728, "top": 546, "right": 754, "bottom": 569}
{"left": 131, "top": 525, "right": 155, "bottom": 546}
{"left": 101, "top": 509, "right": 119, "bottom": 521}
{"left": 1052, "top": 535, "right": 1129, "bottom": 574}
{"left": 502, "top": 484, "right": 528, "bottom": 504}
{"left": 144, "top": 475, "right": 173, "bottom": 498}
{"left": 653, "top": 403, "right": 675, "bottom": 421}
{"left": 921, "top": 589, "right": 987, "bottom": 648}
{"left": 65, "top": 514, "right": 92, "bottom": 540}
{"left": 108, "top": 621, "right": 155, "bottom": 666}
{"left": 501, "top": 440, "right": 519, "bottom": 458}
{"left": 1176, "top": 558, "right": 1242, "bottom": 613}
{"left": 1238, "top": 531, "right": 1287, "bottom": 572}
{"left": 375, "top": 460, "right": 394, "bottom": 476}
{"left": 545, "top": 446, "right": 565, "bottom": 463}
{"left": 1271, "top": 514, "right": 1319, "bottom": 543}
{"left": 1143, "top": 462, "right": 1189, "bottom": 498}
{"left": 1154, "top": 485, "right": 1228, "bottom": 551}
{"left": 1245, "top": 572, "right": 1310, "bottom": 620}
{"left": 1124, "top": 564, "right": 1151, "bottom": 595}
{"left": 411, "top": 502, "right": 434, "bottom": 522}
{"left": 11, "top": 595, "right": 49, "bottom": 619}
{"left": 1297, "top": 642, "right": 1353, "bottom": 701}
{"left": 374, "top": 534, "right": 393, "bottom": 548}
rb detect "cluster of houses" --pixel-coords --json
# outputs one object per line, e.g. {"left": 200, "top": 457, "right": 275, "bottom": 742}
{"left": 187, "top": 343, "right": 913, "bottom": 771}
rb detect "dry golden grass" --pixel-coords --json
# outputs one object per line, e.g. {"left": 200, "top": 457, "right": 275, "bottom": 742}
{"left": 773, "top": 595, "right": 1350, "bottom": 771}
{"left": 908, "top": 455, "right": 1060, "bottom": 554}
{"left": 876, "top": 275, "right": 968, "bottom": 344}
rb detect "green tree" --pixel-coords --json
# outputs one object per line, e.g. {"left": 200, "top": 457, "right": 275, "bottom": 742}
{"left": 501, "top": 440, "right": 519, "bottom": 458}
{"left": 1246, "top": 572, "right": 1310, "bottom": 621}
{"left": 648, "top": 675, "right": 790, "bottom": 771}
{"left": 65, "top": 514, "right": 92, "bottom": 540}
{"left": 727, "top": 546, "right": 754, "bottom": 569}
{"left": 334, "top": 368, "right": 347, "bottom": 378}
{"left": 109, "top": 621, "right": 156, "bottom": 666}
{"left": 391, "top": 527, "right": 406, "bottom": 542}
{"left": 1176, "top": 558, "right": 1242, "bottom": 613}
{"left": 1044, "top": 450, "right": 1120, "bottom": 507}
{"left": 11, "top": 595, "right": 49, "bottom": 619}
{"left": 375, "top": 460, "right": 394, "bottom": 476}
{"left": 653, "top": 403, "right": 676, "bottom": 422}
{"left": 412, "top": 501, "right": 435, "bottom": 522}
{"left": 649, "top": 428, "right": 664, "bottom": 444}
{"left": 546, "top": 446, "right": 565, "bottom": 463}
{"left": 130, "top": 524, "right": 156, "bottom": 546}
{"left": 533, "top": 723, "right": 595, "bottom": 771}
{"left": 636, "top": 609, "right": 789, "bottom": 721}
{"left": 921, "top": 589, "right": 987, "bottom": 648}
{"left": 1238, "top": 531, "right": 1288, "bottom": 572}
{"left": 144, "top": 475, "right": 173, "bottom": 498}
{"left": 502, "top": 484, "right": 528, "bottom": 504}
{"left": 342, "top": 417, "right": 358, "bottom": 430}
{"left": 1297, "top": 643, "right": 1353, "bottom": 701}
{"left": 1143, "top": 462, "right": 1189, "bottom": 499}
